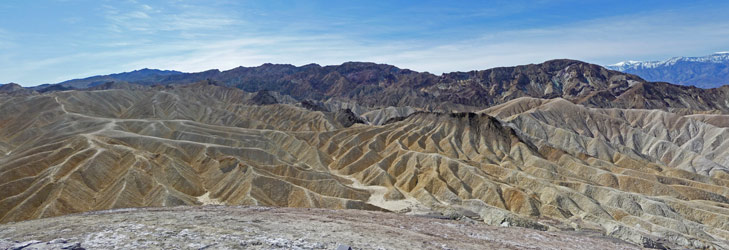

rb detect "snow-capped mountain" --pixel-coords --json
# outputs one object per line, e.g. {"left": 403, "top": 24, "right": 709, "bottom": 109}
{"left": 607, "top": 52, "right": 729, "bottom": 88}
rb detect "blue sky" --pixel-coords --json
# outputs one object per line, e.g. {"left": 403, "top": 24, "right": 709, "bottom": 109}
{"left": 2, "top": 0, "right": 729, "bottom": 86}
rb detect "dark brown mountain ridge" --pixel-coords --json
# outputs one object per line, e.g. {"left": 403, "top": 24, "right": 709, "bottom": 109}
{"left": 16, "top": 59, "right": 729, "bottom": 114}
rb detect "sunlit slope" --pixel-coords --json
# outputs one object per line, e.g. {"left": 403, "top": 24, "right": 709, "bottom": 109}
{"left": 2, "top": 84, "right": 729, "bottom": 248}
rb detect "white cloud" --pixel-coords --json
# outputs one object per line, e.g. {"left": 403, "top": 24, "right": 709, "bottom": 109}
{"left": 127, "top": 11, "right": 150, "bottom": 19}
{"left": 102, "top": 2, "right": 239, "bottom": 34}
{"left": 0, "top": 28, "right": 15, "bottom": 45}
{"left": 5, "top": 2, "right": 729, "bottom": 86}
{"left": 113, "top": 8, "right": 729, "bottom": 75}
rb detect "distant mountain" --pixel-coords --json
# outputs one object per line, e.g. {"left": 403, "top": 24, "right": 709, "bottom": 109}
{"left": 23, "top": 60, "right": 729, "bottom": 113}
{"left": 30, "top": 61, "right": 639, "bottom": 109}
{"left": 70, "top": 60, "right": 646, "bottom": 110}
{"left": 0, "top": 83, "right": 23, "bottom": 92}
{"left": 607, "top": 52, "right": 729, "bottom": 88}
{"left": 53, "top": 68, "right": 184, "bottom": 89}
{"left": 138, "top": 60, "right": 729, "bottom": 113}
{"left": 0, "top": 83, "right": 35, "bottom": 96}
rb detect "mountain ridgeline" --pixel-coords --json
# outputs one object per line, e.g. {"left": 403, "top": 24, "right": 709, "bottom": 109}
{"left": 608, "top": 52, "right": 729, "bottom": 88}
{"left": 48, "top": 68, "right": 184, "bottom": 90}
{"left": 24, "top": 59, "right": 729, "bottom": 113}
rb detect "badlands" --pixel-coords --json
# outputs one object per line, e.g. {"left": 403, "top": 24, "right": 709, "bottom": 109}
{"left": 3, "top": 61, "right": 729, "bottom": 249}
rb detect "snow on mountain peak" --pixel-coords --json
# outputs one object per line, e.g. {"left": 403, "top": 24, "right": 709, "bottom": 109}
{"left": 609, "top": 52, "right": 729, "bottom": 70}
{"left": 610, "top": 60, "right": 642, "bottom": 67}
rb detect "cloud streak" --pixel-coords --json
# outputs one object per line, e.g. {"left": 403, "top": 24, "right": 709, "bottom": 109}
{"left": 102, "top": 2, "right": 240, "bottom": 35}
{"left": 0, "top": 28, "right": 15, "bottom": 49}
{"left": 117, "top": 6, "right": 729, "bottom": 75}
{"left": 2, "top": 1, "right": 729, "bottom": 86}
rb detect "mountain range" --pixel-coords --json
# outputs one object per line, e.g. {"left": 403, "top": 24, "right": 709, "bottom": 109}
{"left": 3, "top": 59, "right": 729, "bottom": 249}
{"left": 11, "top": 59, "right": 729, "bottom": 113}
{"left": 608, "top": 52, "right": 729, "bottom": 88}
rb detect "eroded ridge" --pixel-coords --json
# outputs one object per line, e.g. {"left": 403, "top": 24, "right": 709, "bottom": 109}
{"left": 2, "top": 84, "right": 729, "bottom": 249}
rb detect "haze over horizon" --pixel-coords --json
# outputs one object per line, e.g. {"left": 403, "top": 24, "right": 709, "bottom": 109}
{"left": 2, "top": 0, "right": 729, "bottom": 86}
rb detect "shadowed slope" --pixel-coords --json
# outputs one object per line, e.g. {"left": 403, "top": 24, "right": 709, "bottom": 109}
{"left": 2, "top": 84, "right": 729, "bottom": 248}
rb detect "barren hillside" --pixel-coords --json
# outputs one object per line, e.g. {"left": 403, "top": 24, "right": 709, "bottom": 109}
{"left": 3, "top": 62, "right": 729, "bottom": 249}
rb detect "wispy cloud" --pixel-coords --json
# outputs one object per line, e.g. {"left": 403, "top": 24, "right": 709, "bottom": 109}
{"left": 102, "top": 2, "right": 240, "bottom": 35}
{"left": 0, "top": 28, "right": 15, "bottom": 50}
{"left": 115, "top": 6, "right": 729, "bottom": 75}
{"left": 3, "top": 1, "right": 729, "bottom": 86}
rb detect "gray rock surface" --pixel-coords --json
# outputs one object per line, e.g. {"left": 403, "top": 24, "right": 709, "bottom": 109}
{"left": 0, "top": 206, "right": 639, "bottom": 250}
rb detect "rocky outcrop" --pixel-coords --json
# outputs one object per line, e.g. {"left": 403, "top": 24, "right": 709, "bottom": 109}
{"left": 249, "top": 91, "right": 279, "bottom": 105}
{"left": 333, "top": 109, "right": 365, "bottom": 128}
{"left": 0, "top": 238, "right": 83, "bottom": 250}
{"left": 0, "top": 206, "right": 640, "bottom": 250}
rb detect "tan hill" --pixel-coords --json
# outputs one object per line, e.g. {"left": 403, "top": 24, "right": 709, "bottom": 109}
{"left": 3, "top": 73, "right": 729, "bottom": 248}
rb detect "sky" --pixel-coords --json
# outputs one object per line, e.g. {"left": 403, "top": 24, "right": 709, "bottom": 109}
{"left": 2, "top": 0, "right": 729, "bottom": 86}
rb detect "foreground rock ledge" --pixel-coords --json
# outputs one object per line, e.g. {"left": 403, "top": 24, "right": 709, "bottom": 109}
{"left": 0, "top": 206, "right": 638, "bottom": 250}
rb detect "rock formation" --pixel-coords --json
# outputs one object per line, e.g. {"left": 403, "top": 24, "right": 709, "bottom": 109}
{"left": 0, "top": 206, "right": 640, "bottom": 250}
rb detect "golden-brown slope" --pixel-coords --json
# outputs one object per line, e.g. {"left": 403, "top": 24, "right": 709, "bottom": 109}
{"left": 2, "top": 86, "right": 729, "bottom": 249}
